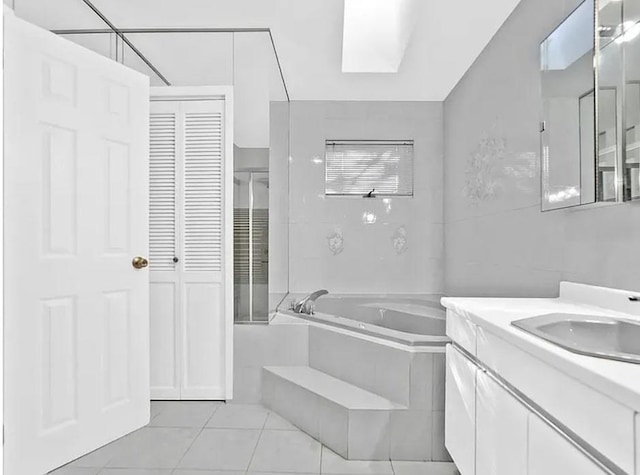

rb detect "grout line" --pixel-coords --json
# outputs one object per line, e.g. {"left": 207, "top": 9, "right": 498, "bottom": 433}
{"left": 244, "top": 405, "right": 272, "bottom": 474}
{"left": 201, "top": 400, "right": 223, "bottom": 428}
{"left": 244, "top": 424, "right": 266, "bottom": 474}
{"left": 261, "top": 406, "right": 271, "bottom": 431}
{"left": 319, "top": 444, "right": 324, "bottom": 474}
{"left": 65, "top": 424, "right": 141, "bottom": 473}
{"left": 188, "top": 426, "right": 282, "bottom": 431}
{"left": 242, "top": 404, "right": 272, "bottom": 474}
{"left": 170, "top": 401, "right": 222, "bottom": 473}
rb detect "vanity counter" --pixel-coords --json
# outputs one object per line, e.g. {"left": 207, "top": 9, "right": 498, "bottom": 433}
{"left": 442, "top": 289, "right": 640, "bottom": 412}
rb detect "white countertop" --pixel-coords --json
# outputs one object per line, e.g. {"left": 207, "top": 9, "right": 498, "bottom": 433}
{"left": 441, "top": 285, "right": 640, "bottom": 412}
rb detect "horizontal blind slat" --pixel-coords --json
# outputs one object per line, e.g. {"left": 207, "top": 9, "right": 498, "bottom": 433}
{"left": 325, "top": 140, "right": 414, "bottom": 196}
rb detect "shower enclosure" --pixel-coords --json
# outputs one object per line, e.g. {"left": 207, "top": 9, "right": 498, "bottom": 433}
{"left": 234, "top": 171, "right": 270, "bottom": 322}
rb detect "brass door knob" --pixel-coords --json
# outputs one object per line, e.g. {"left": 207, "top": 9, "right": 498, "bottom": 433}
{"left": 132, "top": 256, "right": 149, "bottom": 269}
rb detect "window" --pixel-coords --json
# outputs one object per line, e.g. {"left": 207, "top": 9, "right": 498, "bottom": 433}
{"left": 325, "top": 140, "right": 414, "bottom": 196}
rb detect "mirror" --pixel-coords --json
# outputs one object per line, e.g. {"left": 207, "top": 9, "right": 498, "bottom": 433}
{"left": 597, "top": 0, "right": 623, "bottom": 203}
{"left": 598, "top": 46, "right": 621, "bottom": 202}
{"left": 540, "top": 0, "right": 596, "bottom": 210}
{"left": 624, "top": 8, "right": 640, "bottom": 200}
{"left": 541, "top": 0, "right": 640, "bottom": 209}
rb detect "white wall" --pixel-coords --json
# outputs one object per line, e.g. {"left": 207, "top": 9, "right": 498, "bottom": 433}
{"left": 443, "top": 0, "right": 640, "bottom": 297}
{"left": 268, "top": 102, "right": 290, "bottom": 308}
{"left": 280, "top": 101, "right": 443, "bottom": 295}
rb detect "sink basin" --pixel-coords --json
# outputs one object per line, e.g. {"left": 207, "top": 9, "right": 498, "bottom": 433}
{"left": 512, "top": 313, "right": 640, "bottom": 364}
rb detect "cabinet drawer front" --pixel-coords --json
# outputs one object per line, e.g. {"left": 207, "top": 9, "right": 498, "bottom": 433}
{"left": 476, "top": 371, "right": 528, "bottom": 475}
{"left": 445, "top": 344, "right": 476, "bottom": 475}
{"left": 446, "top": 310, "right": 477, "bottom": 355}
{"left": 478, "top": 329, "right": 635, "bottom": 474}
{"left": 528, "top": 415, "right": 609, "bottom": 475}
{"left": 636, "top": 414, "right": 640, "bottom": 475}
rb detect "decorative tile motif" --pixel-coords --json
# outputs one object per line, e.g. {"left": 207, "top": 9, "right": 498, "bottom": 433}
{"left": 463, "top": 134, "right": 506, "bottom": 204}
{"left": 362, "top": 211, "right": 377, "bottom": 224}
{"left": 327, "top": 229, "right": 344, "bottom": 255}
{"left": 391, "top": 226, "right": 408, "bottom": 255}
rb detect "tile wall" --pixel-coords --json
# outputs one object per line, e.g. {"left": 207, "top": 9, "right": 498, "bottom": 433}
{"left": 276, "top": 101, "right": 444, "bottom": 295}
{"left": 443, "top": 0, "right": 640, "bottom": 296}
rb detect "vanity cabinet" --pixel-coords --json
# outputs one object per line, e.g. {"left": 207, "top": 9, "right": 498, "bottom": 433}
{"left": 528, "top": 415, "right": 608, "bottom": 475}
{"left": 445, "top": 309, "right": 627, "bottom": 475}
{"left": 476, "top": 371, "right": 528, "bottom": 475}
{"left": 445, "top": 344, "right": 476, "bottom": 475}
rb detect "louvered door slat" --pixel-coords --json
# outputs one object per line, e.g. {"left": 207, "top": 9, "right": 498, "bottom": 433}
{"left": 149, "top": 112, "right": 177, "bottom": 271}
{"left": 183, "top": 111, "right": 223, "bottom": 272}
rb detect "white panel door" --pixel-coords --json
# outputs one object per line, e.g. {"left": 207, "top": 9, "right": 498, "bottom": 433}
{"left": 4, "top": 12, "right": 150, "bottom": 475}
{"left": 476, "top": 371, "right": 528, "bottom": 475}
{"left": 445, "top": 344, "right": 477, "bottom": 475}
{"left": 149, "top": 94, "right": 230, "bottom": 400}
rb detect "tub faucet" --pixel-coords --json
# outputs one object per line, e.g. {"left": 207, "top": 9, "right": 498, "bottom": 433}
{"left": 290, "top": 289, "right": 329, "bottom": 315}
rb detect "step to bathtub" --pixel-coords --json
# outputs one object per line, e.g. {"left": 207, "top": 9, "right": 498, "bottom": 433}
{"left": 262, "top": 366, "right": 406, "bottom": 460}
{"left": 309, "top": 326, "right": 413, "bottom": 406}
{"left": 264, "top": 366, "right": 406, "bottom": 410}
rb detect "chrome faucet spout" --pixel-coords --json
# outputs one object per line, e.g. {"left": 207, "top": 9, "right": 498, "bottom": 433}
{"left": 291, "top": 289, "right": 329, "bottom": 315}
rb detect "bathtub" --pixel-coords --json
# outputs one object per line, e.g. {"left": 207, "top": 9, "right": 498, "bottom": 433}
{"left": 276, "top": 294, "right": 449, "bottom": 347}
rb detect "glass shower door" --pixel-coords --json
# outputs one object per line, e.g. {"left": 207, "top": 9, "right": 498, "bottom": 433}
{"left": 234, "top": 171, "right": 269, "bottom": 322}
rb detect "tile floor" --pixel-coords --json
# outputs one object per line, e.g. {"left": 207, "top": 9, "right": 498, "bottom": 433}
{"left": 50, "top": 402, "right": 458, "bottom": 475}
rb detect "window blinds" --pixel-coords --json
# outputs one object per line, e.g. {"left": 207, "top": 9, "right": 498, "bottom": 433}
{"left": 325, "top": 140, "right": 414, "bottom": 196}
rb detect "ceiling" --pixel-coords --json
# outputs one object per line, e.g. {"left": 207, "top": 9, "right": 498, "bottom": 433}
{"left": 11, "top": 0, "right": 524, "bottom": 102}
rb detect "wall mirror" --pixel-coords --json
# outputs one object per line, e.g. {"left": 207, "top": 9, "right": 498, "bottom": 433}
{"left": 540, "top": 0, "right": 596, "bottom": 210}
{"left": 540, "top": 0, "right": 640, "bottom": 210}
{"left": 624, "top": 2, "right": 640, "bottom": 200}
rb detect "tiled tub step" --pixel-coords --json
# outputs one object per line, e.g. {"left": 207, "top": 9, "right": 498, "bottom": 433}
{"left": 308, "top": 326, "right": 413, "bottom": 406}
{"left": 262, "top": 366, "right": 406, "bottom": 460}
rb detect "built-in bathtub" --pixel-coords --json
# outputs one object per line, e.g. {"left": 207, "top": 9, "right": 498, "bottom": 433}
{"left": 265, "top": 293, "right": 451, "bottom": 460}
{"left": 276, "top": 294, "right": 449, "bottom": 347}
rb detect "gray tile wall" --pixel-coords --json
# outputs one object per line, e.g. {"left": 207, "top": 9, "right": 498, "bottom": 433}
{"left": 233, "top": 324, "right": 309, "bottom": 403}
{"left": 285, "top": 101, "right": 444, "bottom": 294}
{"left": 443, "top": 0, "right": 640, "bottom": 297}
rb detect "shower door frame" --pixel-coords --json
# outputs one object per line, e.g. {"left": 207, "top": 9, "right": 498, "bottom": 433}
{"left": 235, "top": 168, "right": 269, "bottom": 323}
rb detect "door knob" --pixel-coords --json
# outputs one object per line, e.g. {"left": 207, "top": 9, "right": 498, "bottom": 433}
{"left": 132, "top": 256, "right": 149, "bottom": 269}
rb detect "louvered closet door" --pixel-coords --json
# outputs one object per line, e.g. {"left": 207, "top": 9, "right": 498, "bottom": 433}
{"left": 180, "top": 99, "right": 226, "bottom": 399}
{"left": 149, "top": 98, "right": 227, "bottom": 400}
{"left": 149, "top": 101, "right": 180, "bottom": 399}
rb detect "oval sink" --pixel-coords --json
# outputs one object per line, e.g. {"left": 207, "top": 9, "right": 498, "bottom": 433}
{"left": 512, "top": 313, "right": 640, "bottom": 364}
